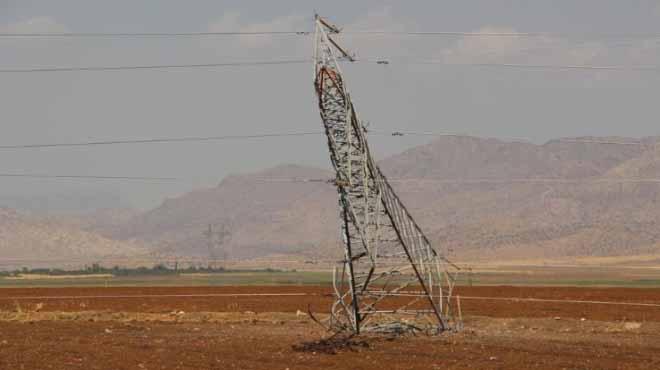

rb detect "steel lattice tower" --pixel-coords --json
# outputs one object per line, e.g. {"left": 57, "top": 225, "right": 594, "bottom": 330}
{"left": 313, "top": 16, "right": 461, "bottom": 335}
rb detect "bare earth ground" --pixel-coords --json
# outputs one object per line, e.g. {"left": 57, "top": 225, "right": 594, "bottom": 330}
{"left": 0, "top": 286, "right": 659, "bottom": 369}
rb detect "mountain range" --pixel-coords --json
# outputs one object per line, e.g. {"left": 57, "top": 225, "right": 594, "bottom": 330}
{"left": 3, "top": 135, "right": 660, "bottom": 265}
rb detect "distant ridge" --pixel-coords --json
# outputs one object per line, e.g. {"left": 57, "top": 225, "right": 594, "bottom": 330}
{"left": 89, "top": 135, "right": 660, "bottom": 261}
{"left": 0, "top": 207, "right": 147, "bottom": 263}
{"left": 4, "top": 136, "right": 660, "bottom": 262}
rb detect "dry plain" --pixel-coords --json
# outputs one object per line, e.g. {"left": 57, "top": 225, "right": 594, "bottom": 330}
{"left": 0, "top": 282, "right": 659, "bottom": 370}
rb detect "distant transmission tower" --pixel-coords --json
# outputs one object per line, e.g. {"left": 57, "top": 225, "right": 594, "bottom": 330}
{"left": 204, "top": 224, "right": 216, "bottom": 269}
{"left": 313, "top": 15, "right": 461, "bottom": 334}
{"left": 203, "top": 223, "right": 232, "bottom": 269}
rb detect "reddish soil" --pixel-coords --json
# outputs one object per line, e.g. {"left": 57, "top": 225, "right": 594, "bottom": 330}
{"left": 1, "top": 285, "right": 659, "bottom": 322}
{"left": 1, "top": 286, "right": 659, "bottom": 369}
{"left": 1, "top": 315, "right": 659, "bottom": 370}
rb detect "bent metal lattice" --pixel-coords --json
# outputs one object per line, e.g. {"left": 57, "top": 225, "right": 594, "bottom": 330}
{"left": 313, "top": 15, "right": 461, "bottom": 335}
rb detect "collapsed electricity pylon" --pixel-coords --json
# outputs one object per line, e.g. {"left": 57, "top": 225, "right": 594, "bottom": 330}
{"left": 313, "top": 15, "right": 461, "bottom": 335}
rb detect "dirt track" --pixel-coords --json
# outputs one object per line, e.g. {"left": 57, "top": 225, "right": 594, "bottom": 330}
{"left": 1, "top": 285, "right": 659, "bottom": 322}
{"left": 1, "top": 286, "right": 659, "bottom": 369}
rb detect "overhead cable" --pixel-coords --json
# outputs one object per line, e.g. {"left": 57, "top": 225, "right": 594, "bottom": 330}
{"left": 0, "top": 132, "right": 324, "bottom": 149}
{"left": 3, "top": 30, "right": 660, "bottom": 39}
{"left": 0, "top": 59, "right": 311, "bottom": 73}
{"left": 356, "top": 59, "right": 660, "bottom": 72}
{"left": 0, "top": 131, "right": 653, "bottom": 150}
{"left": 555, "top": 138, "right": 646, "bottom": 146}
{"left": 4, "top": 174, "right": 660, "bottom": 185}
{"left": 369, "top": 130, "right": 534, "bottom": 143}
{"left": 0, "top": 31, "right": 309, "bottom": 37}
{"left": 1, "top": 58, "right": 658, "bottom": 74}
{"left": 374, "top": 131, "right": 654, "bottom": 146}
{"left": 254, "top": 177, "right": 660, "bottom": 185}
{"left": 342, "top": 30, "right": 660, "bottom": 39}
{"left": 0, "top": 173, "right": 178, "bottom": 181}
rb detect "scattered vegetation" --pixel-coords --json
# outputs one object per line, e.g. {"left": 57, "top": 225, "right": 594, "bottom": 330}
{"left": 0, "top": 263, "right": 286, "bottom": 278}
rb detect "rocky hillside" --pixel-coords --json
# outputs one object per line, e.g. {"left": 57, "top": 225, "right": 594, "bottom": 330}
{"left": 0, "top": 207, "right": 148, "bottom": 264}
{"left": 5, "top": 135, "right": 659, "bottom": 263}
{"left": 94, "top": 135, "right": 660, "bottom": 261}
{"left": 381, "top": 136, "right": 660, "bottom": 260}
{"left": 112, "top": 165, "right": 338, "bottom": 258}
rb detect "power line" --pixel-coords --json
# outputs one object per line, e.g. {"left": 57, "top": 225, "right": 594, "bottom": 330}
{"left": 369, "top": 130, "right": 534, "bottom": 144}
{"left": 0, "top": 59, "right": 310, "bottom": 73}
{"left": 3, "top": 30, "right": 660, "bottom": 39}
{"left": 439, "top": 62, "right": 660, "bottom": 72}
{"left": 356, "top": 59, "right": 660, "bottom": 72}
{"left": 4, "top": 59, "right": 658, "bottom": 74}
{"left": 0, "top": 174, "right": 178, "bottom": 181}
{"left": 0, "top": 131, "right": 324, "bottom": 149}
{"left": 342, "top": 30, "right": 660, "bottom": 39}
{"left": 388, "top": 178, "right": 660, "bottom": 184}
{"left": 455, "top": 295, "right": 660, "bottom": 308}
{"left": 255, "top": 177, "right": 660, "bottom": 185}
{"left": 0, "top": 293, "right": 315, "bottom": 301}
{"left": 0, "top": 31, "right": 309, "bottom": 38}
{"left": 0, "top": 131, "right": 652, "bottom": 150}
{"left": 6, "top": 174, "right": 660, "bottom": 185}
{"left": 373, "top": 131, "right": 654, "bottom": 146}
{"left": 376, "top": 132, "right": 653, "bottom": 146}
{"left": 556, "top": 138, "right": 646, "bottom": 146}
{"left": 0, "top": 291, "right": 657, "bottom": 307}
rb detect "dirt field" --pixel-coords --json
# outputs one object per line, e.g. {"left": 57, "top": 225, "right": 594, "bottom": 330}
{"left": 1, "top": 286, "right": 659, "bottom": 369}
{"left": 2, "top": 285, "right": 659, "bottom": 322}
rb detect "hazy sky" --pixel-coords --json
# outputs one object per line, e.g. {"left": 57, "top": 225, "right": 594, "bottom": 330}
{"left": 1, "top": 1, "right": 660, "bottom": 209}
